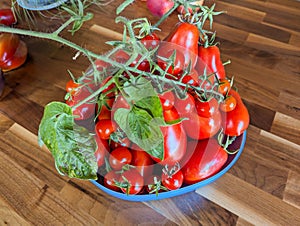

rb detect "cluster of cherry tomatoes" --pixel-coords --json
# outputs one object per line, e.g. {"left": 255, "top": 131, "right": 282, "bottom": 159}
{"left": 0, "top": 8, "right": 27, "bottom": 72}
{"left": 64, "top": 20, "right": 249, "bottom": 195}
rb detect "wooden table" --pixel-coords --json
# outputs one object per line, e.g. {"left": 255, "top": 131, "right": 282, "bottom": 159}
{"left": 1, "top": 0, "right": 300, "bottom": 225}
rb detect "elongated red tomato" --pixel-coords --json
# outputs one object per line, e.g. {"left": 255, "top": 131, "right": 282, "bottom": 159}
{"left": 157, "top": 22, "right": 199, "bottom": 75}
{"left": 182, "top": 139, "right": 228, "bottom": 184}
{"left": 0, "top": 33, "right": 19, "bottom": 64}
{"left": 131, "top": 144, "right": 154, "bottom": 178}
{"left": 0, "top": 9, "right": 16, "bottom": 26}
{"left": 221, "top": 90, "right": 249, "bottom": 136}
{"left": 183, "top": 110, "right": 221, "bottom": 140}
{"left": 196, "top": 45, "right": 226, "bottom": 81}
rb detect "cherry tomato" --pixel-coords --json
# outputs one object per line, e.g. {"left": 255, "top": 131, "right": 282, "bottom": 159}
{"left": 159, "top": 90, "right": 175, "bottom": 111}
{"left": 94, "top": 136, "right": 109, "bottom": 167}
{"left": 146, "top": 0, "right": 174, "bottom": 17}
{"left": 174, "top": 92, "right": 196, "bottom": 116}
{"left": 119, "top": 168, "right": 144, "bottom": 195}
{"left": 158, "top": 22, "right": 199, "bottom": 73}
{"left": 161, "top": 165, "right": 183, "bottom": 190}
{"left": 140, "top": 33, "right": 160, "bottom": 50}
{"left": 196, "top": 45, "right": 226, "bottom": 81}
{"left": 0, "top": 9, "right": 16, "bottom": 26}
{"left": 157, "top": 47, "right": 186, "bottom": 75}
{"left": 220, "top": 95, "right": 236, "bottom": 112}
{"left": 66, "top": 79, "right": 79, "bottom": 95}
{"left": 221, "top": 90, "right": 249, "bottom": 136}
{"left": 130, "top": 144, "right": 154, "bottom": 177}
{"left": 218, "top": 78, "right": 231, "bottom": 96}
{"left": 130, "top": 54, "right": 150, "bottom": 72}
{"left": 103, "top": 170, "right": 120, "bottom": 192}
{"left": 182, "top": 139, "right": 228, "bottom": 184}
{"left": 66, "top": 87, "right": 96, "bottom": 120}
{"left": 109, "top": 147, "right": 132, "bottom": 170}
{"left": 95, "top": 119, "right": 117, "bottom": 140}
{"left": 195, "top": 97, "right": 219, "bottom": 118}
{"left": 163, "top": 107, "right": 179, "bottom": 122}
{"left": 183, "top": 110, "right": 221, "bottom": 140}
{"left": 97, "top": 97, "right": 115, "bottom": 120}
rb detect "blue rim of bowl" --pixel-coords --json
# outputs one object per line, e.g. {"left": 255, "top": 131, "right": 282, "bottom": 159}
{"left": 90, "top": 130, "right": 247, "bottom": 202}
{"left": 16, "top": 0, "right": 68, "bottom": 10}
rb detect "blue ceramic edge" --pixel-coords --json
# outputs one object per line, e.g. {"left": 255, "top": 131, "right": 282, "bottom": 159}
{"left": 90, "top": 131, "right": 247, "bottom": 202}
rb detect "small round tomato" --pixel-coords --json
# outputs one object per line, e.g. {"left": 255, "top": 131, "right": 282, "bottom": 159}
{"left": 161, "top": 166, "right": 183, "bottom": 190}
{"left": 0, "top": 9, "right": 17, "bottom": 26}
{"left": 218, "top": 78, "right": 231, "bottom": 96}
{"left": 119, "top": 168, "right": 144, "bottom": 195}
{"left": 95, "top": 119, "right": 116, "bottom": 140}
{"left": 66, "top": 79, "right": 79, "bottom": 95}
{"left": 182, "top": 139, "right": 228, "bottom": 184}
{"left": 66, "top": 87, "right": 96, "bottom": 120}
{"left": 97, "top": 97, "right": 115, "bottom": 120}
{"left": 159, "top": 90, "right": 175, "bottom": 111}
{"left": 103, "top": 170, "right": 120, "bottom": 192}
{"left": 110, "top": 49, "right": 130, "bottom": 64}
{"left": 174, "top": 92, "right": 196, "bottom": 116}
{"left": 109, "top": 147, "right": 132, "bottom": 170}
{"left": 220, "top": 95, "right": 236, "bottom": 112}
{"left": 140, "top": 33, "right": 160, "bottom": 50}
{"left": 131, "top": 144, "right": 154, "bottom": 177}
{"left": 94, "top": 137, "right": 109, "bottom": 167}
{"left": 195, "top": 97, "right": 219, "bottom": 118}
{"left": 181, "top": 75, "right": 198, "bottom": 87}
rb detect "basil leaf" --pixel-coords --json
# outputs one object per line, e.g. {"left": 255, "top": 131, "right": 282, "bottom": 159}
{"left": 38, "top": 102, "right": 98, "bottom": 180}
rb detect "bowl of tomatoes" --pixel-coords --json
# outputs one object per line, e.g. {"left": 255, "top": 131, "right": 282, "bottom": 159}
{"left": 62, "top": 35, "right": 250, "bottom": 201}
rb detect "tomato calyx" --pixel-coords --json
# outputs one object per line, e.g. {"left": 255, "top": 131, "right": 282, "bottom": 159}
{"left": 162, "top": 162, "right": 181, "bottom": 178}
{"left": 217, "top": 130, "right": 240, "bottom": 154}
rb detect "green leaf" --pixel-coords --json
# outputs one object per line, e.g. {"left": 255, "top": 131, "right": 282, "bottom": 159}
{"left": 38, "top": 102, "right": 98, "bottom": 180}
{"left": 114, "top": 107, "right": 164, "bottom": 160}
{"left": 116, "top": 0, "right": 135, "bottom": 15}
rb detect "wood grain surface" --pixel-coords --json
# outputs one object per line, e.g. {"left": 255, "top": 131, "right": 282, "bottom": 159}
{"left": 1, "top": 0, "right": 300, "bottom": 225}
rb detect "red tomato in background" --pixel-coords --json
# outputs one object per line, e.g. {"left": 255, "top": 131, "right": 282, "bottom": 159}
{"left": 119, "top": 168, "right": 144, "bottom": 195}
{"left": 182, "top": 139, "right": 228, "bottom": 184}
{"left": 183, "top": 110, "right": 221, "bottom": 140}
{"left": 109, "top": 147, "right": 132, "bottom": 170}
{"left": 219, "top": 95, "right": 236, "bottom": 112}
{"left": 146, "top": 0, "right": 174, "bottom": 17}
{"left": 221, "top": 90, "right": 249, "bottom": 136}
{"left": 0, "top": 9, "right": 16, "bottom": 26}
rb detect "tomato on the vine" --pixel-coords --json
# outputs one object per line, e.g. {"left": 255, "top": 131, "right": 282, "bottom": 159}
{"left": 66, "top": 79, "right": 80, "bottom": 95}
{"left": 219, "top": 95, "right": 236, "bottom": 112}
{"left": 109, "top": 147, "right": 132, "bottom": 170}
{"left": 103, "top": 171, "right": 120, "bottom": 192}
{"left": 66, "top": 87, "right": 96, "bottom": 120}
{"left": 174, "top": 92, "right": 196, "bottom": 116}
{"left": 95, "top": 119, "right": 117, "bottom": 140}
{"left": 182, "top": 139, "right": 228, "bottom": 184}
{"left": 218, "top": 78, "right": 231, "bottom": 96}
{"left": 195, "top": 97, "right": 219, "bottom": 118}
{"left": 140, "top": 33, "right": 160, "bottom": 50}
{"left": 119, "top": 168, "right": 144, "bottom": 195}
{"left": 221, "top": 90, "right": 249, "bottom": 136}
{"left": 159, "top": 90, "right": 175, "bottom": 111}
{"left": 97, "top": 97, "right": 115, "bottom": 120}
{"left": 161, "top": 166, "right": 183, "bottom": 190}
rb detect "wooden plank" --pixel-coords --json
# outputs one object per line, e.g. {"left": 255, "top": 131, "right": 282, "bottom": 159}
{"left": 196, "top": 173, "right": 300, "bottom": 225}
